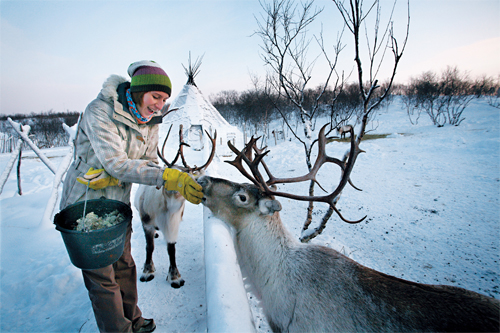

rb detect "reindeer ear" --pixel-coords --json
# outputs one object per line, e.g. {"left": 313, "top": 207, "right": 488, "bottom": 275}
{"left": 259, "top": 198, "right": 282, "bottom": 215}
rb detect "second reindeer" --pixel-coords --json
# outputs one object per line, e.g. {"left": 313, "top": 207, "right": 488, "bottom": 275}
{"left": 135, "top": 125, "right": 216, "bottom": 288}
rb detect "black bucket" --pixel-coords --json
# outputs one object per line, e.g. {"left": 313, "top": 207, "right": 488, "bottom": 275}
{"left": 54, "top": 198, "right": 132, "bottom": 270}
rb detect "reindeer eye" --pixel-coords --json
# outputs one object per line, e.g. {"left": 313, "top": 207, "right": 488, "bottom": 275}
{"left": 239, "top": 194, "right": 247, "bottom": 202}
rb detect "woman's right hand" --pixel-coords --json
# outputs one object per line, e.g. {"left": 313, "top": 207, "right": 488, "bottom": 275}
{"left": 163, "top": 168, "right": 203, "bottom": 204}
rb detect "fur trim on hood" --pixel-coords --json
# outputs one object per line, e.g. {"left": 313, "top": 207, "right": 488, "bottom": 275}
{"left": 100, "top": 75, "right": 128, "bottom": 101}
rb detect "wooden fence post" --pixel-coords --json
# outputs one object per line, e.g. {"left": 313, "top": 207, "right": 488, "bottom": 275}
{"left": 8, "top": 117, "right": 57, "bottom": 174}
{"left": 40, "top": 121, "right": 78, "bottom": 228}
{"left": 0, "top": 125, "right": 31, "bottom": 195}
{"left": 17, "top": 149, "right": 22, "bottom": 195}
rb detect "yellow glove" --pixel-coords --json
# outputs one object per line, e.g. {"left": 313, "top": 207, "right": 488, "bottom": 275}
{"left": 163, "top": 168, "right": 203, "bottom": 204}
{"left": 77, "top": 168, "right": 120, "bottom": 190}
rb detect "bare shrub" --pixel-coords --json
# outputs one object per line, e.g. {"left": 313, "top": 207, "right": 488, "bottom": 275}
{"left": 403, "top": 67, "right": 484, "bottom": 127}
{"left": 439, "top": 67, "right": 474, "bottom": 126}
{"left": 472, "top": 75, "right": 500, "bottom": 109}
{"left": 403, "top": 71, "right": 444, "bottom": 126}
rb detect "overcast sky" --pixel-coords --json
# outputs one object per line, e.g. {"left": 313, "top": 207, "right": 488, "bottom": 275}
{"left": 1, "top": 0, "right": 499, "bottom": 115}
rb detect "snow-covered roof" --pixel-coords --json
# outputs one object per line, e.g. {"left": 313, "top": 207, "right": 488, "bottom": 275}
{"left": 160, "top": 83, "right": 242, "bottom": 156}
{"left": 165, "top": 84, "right": 234, "bottom": 130}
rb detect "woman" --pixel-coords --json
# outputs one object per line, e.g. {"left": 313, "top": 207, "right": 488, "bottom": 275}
{"left": 60, "top": 60, "right": 203, "bottom": 333}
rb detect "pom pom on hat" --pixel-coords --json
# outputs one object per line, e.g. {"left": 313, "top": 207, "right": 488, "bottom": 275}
{"left": 128, "top": 60, "right": 172, "bottom": 96}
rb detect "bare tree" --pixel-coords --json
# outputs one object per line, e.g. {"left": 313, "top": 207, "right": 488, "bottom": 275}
{"left": 334, "top": 0, "right": 409, "bottom": 140}
{"left": 254, "top": 0, "right": 346, "bottom": 229}
{"left": 300, "top": 0, "right": 410, "bottom": 242}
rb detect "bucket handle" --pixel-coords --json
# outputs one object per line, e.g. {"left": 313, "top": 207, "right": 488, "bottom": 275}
{"left": 81, "top": 180, "right": 90, "bottom": 232}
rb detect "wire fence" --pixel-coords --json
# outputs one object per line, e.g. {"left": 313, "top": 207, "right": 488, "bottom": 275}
{"left": 0, "top": 136, "right": 32, "bottom": 154}
{"left": 0, "top": 134, "right": 64, "bottom": 154}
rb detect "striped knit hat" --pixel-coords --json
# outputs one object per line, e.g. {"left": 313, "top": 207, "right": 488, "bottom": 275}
{"left": 127, "top": 60, "right": 172, "bottom": 96}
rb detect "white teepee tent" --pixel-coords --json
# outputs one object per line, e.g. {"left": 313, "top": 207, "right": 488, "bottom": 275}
{"left": 162, "top": 55, "right": 242, "bottom": 157}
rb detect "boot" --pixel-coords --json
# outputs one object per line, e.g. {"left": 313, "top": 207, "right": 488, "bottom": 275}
{"left": 134, "top": 319, "right": 156, "bottom": 333}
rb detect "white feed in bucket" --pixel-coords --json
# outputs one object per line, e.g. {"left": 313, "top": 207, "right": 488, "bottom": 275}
{"left": 76, "top": 210, "right": 125, "bottom": 231}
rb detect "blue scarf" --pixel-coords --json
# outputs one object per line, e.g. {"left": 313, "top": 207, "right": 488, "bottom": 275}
{"left": 126, "top": 88, "right": 153, "bottom": 124}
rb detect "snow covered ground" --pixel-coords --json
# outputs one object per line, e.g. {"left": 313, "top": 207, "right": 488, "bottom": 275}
{"left": 0, "top": 98, "right": 498, "bottom": 332}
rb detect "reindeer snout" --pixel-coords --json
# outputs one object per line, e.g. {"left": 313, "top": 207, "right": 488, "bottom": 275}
{"left": 197, "top": 176, "right": 209, "bottom": 204}
{"left": 196, "top": 175, "right": 209, "bottom": 189}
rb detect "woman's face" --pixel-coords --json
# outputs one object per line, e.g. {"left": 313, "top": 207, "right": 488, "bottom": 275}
{"left": 138, "top": 91, "right": 170, "bottom": 118}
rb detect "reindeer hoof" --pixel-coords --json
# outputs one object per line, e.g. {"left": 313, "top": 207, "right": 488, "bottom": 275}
{"left": 140, "top": 273, "right": 155, "bottom": 282}
{"left": 169, "top": 278, "right": 185, "bottom": 289}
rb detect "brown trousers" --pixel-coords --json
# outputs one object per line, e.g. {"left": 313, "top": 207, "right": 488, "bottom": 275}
{"left": 82, "top": 222, "right": 144, "bottom": 333}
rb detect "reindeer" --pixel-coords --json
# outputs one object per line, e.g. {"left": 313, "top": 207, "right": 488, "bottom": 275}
{"left": 198, "top": 125, "right": 500, "bottom": 332}
{"left": 134, "top": 125, "right": 216, "bottom": 288}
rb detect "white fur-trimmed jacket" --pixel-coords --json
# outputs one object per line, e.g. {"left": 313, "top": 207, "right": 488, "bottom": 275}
{"left": 60, "top": 75, "right": 165, "bottom": 209}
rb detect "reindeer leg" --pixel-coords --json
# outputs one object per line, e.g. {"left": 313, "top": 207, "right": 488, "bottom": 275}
{"left": 140, "top": 214, "right": 156, "bottom": 282}
{"left": 162, "top": 198, "right": 186, "bottom": 288}
{"left": 167, "top": 242, "right": 185, "bottom": 288}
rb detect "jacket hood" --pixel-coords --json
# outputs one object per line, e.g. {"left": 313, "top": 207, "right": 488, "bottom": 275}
{"left": 101, "top": 75, "right": 128, "bottom": 102}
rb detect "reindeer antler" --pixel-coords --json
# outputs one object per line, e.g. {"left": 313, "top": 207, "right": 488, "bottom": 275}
{"left": 158, "top": 125, "right": 190, "bottom": 168}
{"left": 226, "top": 124, "right": 366, "bottom": 224}
{"left": 194, "top": 130, "right": 217, "bottom": 171}
{"left": 158, "top": 124, "right": 217, "bottom": 173}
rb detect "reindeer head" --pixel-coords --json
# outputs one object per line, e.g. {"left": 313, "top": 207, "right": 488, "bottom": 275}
{"left": 198, "top": 175, "right": 282, "bottom": 229}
